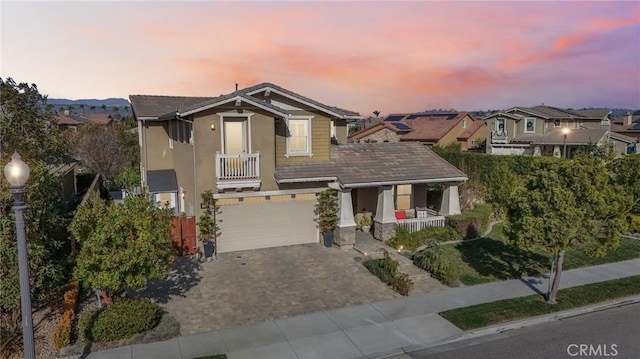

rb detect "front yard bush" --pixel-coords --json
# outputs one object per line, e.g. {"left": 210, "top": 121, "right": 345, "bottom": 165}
{"left": 53, "top": 280, "right": 79, "bottom": 349}
{"left": 386, "top": 226, "right": 462, "bottom": 251}
{"left": 446, "top": 204, "right": 492, "bottom": 239}
{"left": 413, "top": 245, "right": 462, "bottom": 285}
{"left": 82, "top": 298, "right": 162, "bottom": 342}
{"left": 364, "top": 249, "right": 413, "bottom": 295}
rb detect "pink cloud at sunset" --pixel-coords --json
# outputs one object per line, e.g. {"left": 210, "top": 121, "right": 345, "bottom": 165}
{"left": 1, "top": 1, "right": 638, "bottom": 115}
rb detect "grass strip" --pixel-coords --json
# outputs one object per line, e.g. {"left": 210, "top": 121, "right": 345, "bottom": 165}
{"left": 439, "top": 275, "right": 640, "bottom": 330}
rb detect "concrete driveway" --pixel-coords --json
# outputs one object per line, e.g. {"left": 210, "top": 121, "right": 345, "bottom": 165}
{"left": 138, "top": 244, "right": 401, "bottom": 335}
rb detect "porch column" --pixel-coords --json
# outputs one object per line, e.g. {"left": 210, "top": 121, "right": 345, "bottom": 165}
{"left": 334, "top": 188, "right": 356, "bottom": 249}
{"left": 440, "top": 184, "right": 461, "bottom": 216}
{"left": 374, "top": 185, "right": 396, "bottom": 241}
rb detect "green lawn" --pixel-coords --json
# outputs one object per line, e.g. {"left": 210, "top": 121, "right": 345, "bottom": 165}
{"left": 439, "top": 275, "right": 640, "bottom": 330}
{"left": 451, "top": 223, "right": 640, "bottom": 285}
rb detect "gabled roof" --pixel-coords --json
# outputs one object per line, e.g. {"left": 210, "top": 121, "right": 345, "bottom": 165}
{"left": 275, "top": 142, "right": 467, "bottom": 188}
{"left": 396, "top": 112, "right": 469, "bottom": 142}
{"left": 129, "top": 95, "right": 216, "bottom": 119}
{"left": 487, "top": 106, "right": 611, "bottom": 121}
{"left": 612, "top": 115, "right": 640, "bottom": 132}
{"left": 55, "top": 114, "right": 86, "bottom": 126}
{"left": 130, "top": 82, "right": 362, "bottom": 121}
{"left": 349, "top": 121, "right": 411, "bottom": 141}
{"left": 457, "top": 118, "right": 486, "bottom": 140}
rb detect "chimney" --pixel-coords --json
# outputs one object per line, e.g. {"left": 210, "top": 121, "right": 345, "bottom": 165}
{"left": 235, "top": 83, "right": 238, "bottom": 92}
{"left": 627, "top": 112, "right": 633, "bottom": 126}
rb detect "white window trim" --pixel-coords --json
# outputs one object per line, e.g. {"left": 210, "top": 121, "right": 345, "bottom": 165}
{"left": 168, "top": 120, "right": 173, "bottom": 150}
{"left": 462, "top": 119, "right": 467, "bottom": 129}
{"left": 286, "top": 116, "right": 313, "bottom": 157}
{"left": 496, "top": 118, "right": 506, "bottom": 135}
{"left": 524, "top": 118, "right": 535, "bottom": 133}
{"left": 331, "top": 119, "right": 336, "bottom": 139}
{"left": 218, "top": 112, "right": 253, "bottom": 154}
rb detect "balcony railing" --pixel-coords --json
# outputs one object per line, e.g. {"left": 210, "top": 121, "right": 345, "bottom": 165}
{"left": 215, "top": 152, "right": 260, "bottom": 181}
{"left": 491, "top": 130, "right": 508, "bottom": 144}
{"left": 396, "top": 216, "right": 446, "bottom": 232}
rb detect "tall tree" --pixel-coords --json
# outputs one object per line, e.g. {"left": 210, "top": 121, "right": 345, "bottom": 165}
{"left": 73, "top": 123, "right": 139, "bottom": 185}
{"left": 90, "top": 105, "right": 96, "bottom": 113}
{"left": 373, "top": 110, "right": 381, "bottom": 117}
{"left": 100, "top": 104, "right": 107, "bottom": 113}
{"left": 79, "top": 104, "right": 85, "bottom": 114}
{"left": 504, "top": 155, "right": 631, "bottom": 304}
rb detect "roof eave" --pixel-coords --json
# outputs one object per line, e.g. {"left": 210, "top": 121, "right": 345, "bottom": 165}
{"left": 246, "top": 86, "right": 356, "bottom": 119}
{"left": 179, "top": 95, "right": 289, "bottom": 118}
{"left": 342, "top": 176, "right": 468, "bottom": 189}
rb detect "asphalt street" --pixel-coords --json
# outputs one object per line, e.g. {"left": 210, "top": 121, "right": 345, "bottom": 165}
{"left": 410, "top": 303, "right": 640, "bottom": 359}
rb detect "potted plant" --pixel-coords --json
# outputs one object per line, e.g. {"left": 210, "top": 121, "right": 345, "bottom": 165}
{"left": 198, "top": 190, "right": 221, "bottom": 260}
{"left": 314, "top": 189, "right": 338, "bottom": 247}
{"left": 360, "top": 215, "right": 372, "bottom": 233}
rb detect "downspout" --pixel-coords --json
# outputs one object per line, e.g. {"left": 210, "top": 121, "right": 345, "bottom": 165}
{"left": 143, "top": 119, "right": 148, "bottom": 188}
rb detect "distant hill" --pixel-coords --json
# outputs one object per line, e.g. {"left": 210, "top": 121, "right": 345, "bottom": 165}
{"left": 48, "top": 98, "right": 130, "bottom": 107}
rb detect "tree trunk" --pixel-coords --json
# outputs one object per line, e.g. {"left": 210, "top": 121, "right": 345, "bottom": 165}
{"left": 547, "top": 250, "right": 565, "bottom": 304}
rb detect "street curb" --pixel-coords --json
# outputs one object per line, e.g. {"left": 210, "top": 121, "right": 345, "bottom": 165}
{"left": 369, "top": 294, "right": 640, "bottom": 359}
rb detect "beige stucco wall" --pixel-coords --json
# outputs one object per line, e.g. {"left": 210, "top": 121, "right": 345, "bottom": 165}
{"left": 171, "top": 131, "right": 196, "bottom": 216}
{"left": 334, "top": 119, "right": 348, "bottom": 144}
{"left": 437, "top": 117, "right": 467, "bottom": 147}
{"left": 144, "top": 122, "right": 174, "bottom": 170}
{"left": 464, "top": 123, "right": 487, "bottom": 150}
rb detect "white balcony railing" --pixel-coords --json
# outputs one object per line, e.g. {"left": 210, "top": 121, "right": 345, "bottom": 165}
{"left": 215, "top": 152, "right": 260, "bottom": 181}
{"left": 396, "top": 216, "right": 446, "bottom": 232}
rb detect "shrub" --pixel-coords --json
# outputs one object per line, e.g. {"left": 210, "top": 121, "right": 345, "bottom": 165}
{"left": 413, "top": 245, "right": 462, "bottom": 285}
{"left": 628, "top": 214, "right": 640, "bottom": 234}
{"left": 86, "top": 298, "right": 162, "bottom": 342}
{"left": 53, "top": 280, "right": 79, "bottom": 349}
{"left": 386, "top": 226, "right": 462, "bottom": 251}
{"left": 53, "top": 311, "right": 73, "bottom": 349}
{"left": 363, "top": 249, "right": 413, "bottom": 296}
{"left": 446, "top": 204, "right": 492, "bottom": 239}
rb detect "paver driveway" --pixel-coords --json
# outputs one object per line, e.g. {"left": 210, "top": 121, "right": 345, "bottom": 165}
{"left": 137, "top": 243, "right": 401, "bottom": 335}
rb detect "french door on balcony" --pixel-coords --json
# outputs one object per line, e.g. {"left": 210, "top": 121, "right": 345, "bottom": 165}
{"left": 223, "top": 118, "right": 248, "bottom": 154}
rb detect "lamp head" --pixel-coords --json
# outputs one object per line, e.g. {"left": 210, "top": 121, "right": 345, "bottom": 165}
{"left": 4, "top": 152, "right": 30, "bottom": 187}
{"left": 562, "top": 128, "right": 570, "bottom": 136}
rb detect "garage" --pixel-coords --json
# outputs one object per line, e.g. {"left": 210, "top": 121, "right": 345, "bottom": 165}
{"left": 217, "top": 194, "right": 319, "bottom": 253}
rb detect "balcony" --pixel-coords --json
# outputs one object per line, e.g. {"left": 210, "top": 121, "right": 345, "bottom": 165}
{"left": 491, "top": 130, "right": 508, "bottom": 144}
{"left": 215, "top": 152, "right": 261, "bottom": 191}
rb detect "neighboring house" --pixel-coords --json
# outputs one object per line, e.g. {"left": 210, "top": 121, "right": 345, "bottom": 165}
{"left": 349, "top": 112, "right": 486, "bottom": 151}
{"left": 46, "top": 157, "right": 80, "bottom": 208}
{"left": 54, "top": 113, "right": 115, "bottom": 130}
{"left": 483, "top": 106, "right": 634, "bottom": 156}
{"left": 612, "top": 113, "right": 640, "bottom": 149}
{"left": 130, "top": 83, "right": 467, "bottom": 253}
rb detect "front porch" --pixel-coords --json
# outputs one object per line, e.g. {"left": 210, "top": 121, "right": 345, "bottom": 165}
{"left": 333, "top": 182, "right": 463, "bottom": 249}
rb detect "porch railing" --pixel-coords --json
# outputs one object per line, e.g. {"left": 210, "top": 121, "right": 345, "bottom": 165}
{"left": 397, "top": 216, "right": 446, "bottom": 232}
{"left": 215, "top": 152, "right": 260, "bottom": 181}
{"left": 491, "top": 130, "right": 508, "bottom": 144}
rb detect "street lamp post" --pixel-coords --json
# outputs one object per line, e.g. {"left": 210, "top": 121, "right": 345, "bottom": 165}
{"left": 562, "top": 128, "right": 570, "bottom": 159}
{"left": 4, "top": 152, "right": 35, "bottom": 359}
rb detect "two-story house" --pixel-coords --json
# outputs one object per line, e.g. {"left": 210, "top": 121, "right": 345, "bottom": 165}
{"left": 485, "top": 106, "right": 636, "bottom": 157}
{"left": 131, "top": 83, "right": 467, "bottom": 253}
{"left": 349, "top": 112, "right": 486, "bottom": 151}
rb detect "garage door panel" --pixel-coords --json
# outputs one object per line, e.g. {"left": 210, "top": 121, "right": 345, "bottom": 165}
{"left": 218, "top": 199, "right": 318, "bottom": 253}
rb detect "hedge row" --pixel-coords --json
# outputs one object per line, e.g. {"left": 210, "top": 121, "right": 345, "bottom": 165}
{"left": 53, "top": 280, "right": 79, "bottom": 349}
{"left": 363, "top": 250, "right": 413, "bottom": 295}
{"left": 386, "top": 226, "right": 462, "bottom": 251}
{"left": 413, "top": 245, "right": 463, "bottom": 285}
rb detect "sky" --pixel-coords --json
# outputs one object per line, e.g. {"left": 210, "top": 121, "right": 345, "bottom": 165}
{"left": 1, "top": 1, "right": 639, "bottom": 115}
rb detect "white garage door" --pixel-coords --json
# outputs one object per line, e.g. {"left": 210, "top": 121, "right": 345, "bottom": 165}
{"left": 217, "top": 196, "right": 318, "bottom": 253}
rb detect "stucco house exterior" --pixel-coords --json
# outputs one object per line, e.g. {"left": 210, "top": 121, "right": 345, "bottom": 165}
{"left": 348, "top": 111, "right": 486, "bottom": 151}
{"left": 484, "top": 106, "right": 636, "bottom": 157}
{"left": 130, "top": 83, "right": 466, "bottom": 253}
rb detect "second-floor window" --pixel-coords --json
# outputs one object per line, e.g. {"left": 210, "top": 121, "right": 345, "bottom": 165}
{"left": 525, "top": 118, "right": 535, "bottom": 133}
{"left": 287, "top": 117, "right": 313, "bottom": 156}
{"left": 496, "top": 118, "right": 506, "bottom": 136}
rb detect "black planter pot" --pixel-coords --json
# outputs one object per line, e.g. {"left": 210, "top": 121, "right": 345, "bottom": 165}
{"left": 203, "top": 241, "right": 214, "bottom": 258}
{"left": 322, "top": 232, "right": 334, "bottom": 248}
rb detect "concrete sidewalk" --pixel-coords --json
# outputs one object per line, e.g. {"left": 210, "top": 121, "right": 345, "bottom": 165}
{"left": 67, "top": 258, "right": 640, "bottom": 359}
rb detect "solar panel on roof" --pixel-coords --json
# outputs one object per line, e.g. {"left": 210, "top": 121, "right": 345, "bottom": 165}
{"left": 447, "top": 114, "right": 457, "bottom": 120}
{"left": 630, "top": 123, "right": 640, "bottom": 130}
{"left": 391, "top": 122, "right": 411, "bottom": 130}
{"left": 407, "top": 114, "right": 421, "bottom": 120}
{"left": 384, "top": 115, "right": 405, "bottom": 121}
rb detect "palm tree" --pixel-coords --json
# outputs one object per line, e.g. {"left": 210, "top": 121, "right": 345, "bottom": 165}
{"left": 100, "top": 104, "right": 107, "bottom": 113}
{"left": 67, "top": 105, "right": 75, "bottom": 114}
{"left": 373, "top": 110, "right": 381, "bottom": 117}
{"left": 79, "top": 104, "right": 85, "bottom": 114}
{"left": 124, "top": 105, "right": 130, "bottom": 115}
{"left": 112, "top": 106, "right": 120, "bottom": 115}
{"left": 90, "top": 105, "right": 96, "bottom": 113}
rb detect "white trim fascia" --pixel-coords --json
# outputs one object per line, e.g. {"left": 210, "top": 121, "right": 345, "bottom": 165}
{"left": 247, "top": 87, "right": 348, "bottom": 119}
{"left": 277, "top": 176, "right": 337, "bottom": 183}
{"left": 216, "top": 180, "right": 261, "bottom": 191}
{"left": 343, "top": 115, "right": 364, "bottom": 120}
{"left": 180, "top": 95, "right": 288, "bottom": 118}
{"left": 343, "top": 177, "right": 468, "bottom": 189}
{"left": 213, "top": 187, "right": 328, "bottom": 199}
{"left": 137, "top": 116, "right": 158, "bottom": 121}
{"left": 504, "top": 107, "right": 549, "bottom": 119}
